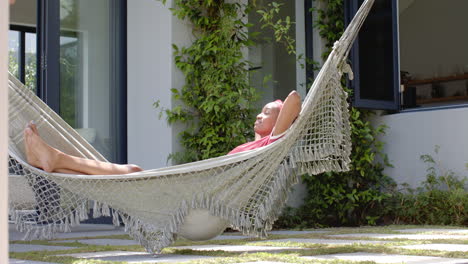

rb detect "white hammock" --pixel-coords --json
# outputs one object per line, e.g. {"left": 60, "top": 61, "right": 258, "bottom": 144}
{"left": 8, "top": 0, "right": 374, "bottom": 254}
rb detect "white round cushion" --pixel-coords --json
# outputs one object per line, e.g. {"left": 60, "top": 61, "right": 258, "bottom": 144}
{"left": 177, "top": 209, "right": 228, "bottom": 241}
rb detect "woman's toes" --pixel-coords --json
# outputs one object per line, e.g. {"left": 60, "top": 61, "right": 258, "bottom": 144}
{"left": 31, "top": 123, "right": 38, "bottom": 135}
{"left": 24, "top": 127, "right": 32, "bottom": 138}
{"left": 23, "top": 126, "right": 55, "bottom": 172}
{"left": 24, "top": 128, "right": 37, "bottom": 165}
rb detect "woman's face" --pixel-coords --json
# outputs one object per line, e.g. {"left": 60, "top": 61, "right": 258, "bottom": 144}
{"left": 254, "top": 102, "right": 280, "bottom": 138}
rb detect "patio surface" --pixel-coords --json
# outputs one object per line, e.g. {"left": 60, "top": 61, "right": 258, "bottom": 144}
{"left": 8, "top": 223, "right": 468, "bottom": 264}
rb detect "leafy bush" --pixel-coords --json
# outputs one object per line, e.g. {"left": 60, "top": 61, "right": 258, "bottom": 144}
{"left": 383, "top": 146, "right": 468, "bottom": 226}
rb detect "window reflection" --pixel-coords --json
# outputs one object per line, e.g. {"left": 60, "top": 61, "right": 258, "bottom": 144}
{"left": 8, "top": 30, "right": 20, "bottom": 79}
{"left": 8, "top": 29, "right": 37, "bottom": 92}
{"left": 58, "top": 0, "right": 124, "bottom": 162}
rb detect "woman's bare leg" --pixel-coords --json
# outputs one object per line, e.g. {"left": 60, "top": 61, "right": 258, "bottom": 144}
{"left": 24, "top": 122, "right": 142, "bottom": 175}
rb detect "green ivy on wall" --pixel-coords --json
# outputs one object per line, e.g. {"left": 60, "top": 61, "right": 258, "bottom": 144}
{"left": 157, "top": 0, "right": 259, "bottom": 163}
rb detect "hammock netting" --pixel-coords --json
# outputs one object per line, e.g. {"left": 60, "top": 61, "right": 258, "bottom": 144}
{"left": 8, "top": 0, "right": 374, "bottom": 254}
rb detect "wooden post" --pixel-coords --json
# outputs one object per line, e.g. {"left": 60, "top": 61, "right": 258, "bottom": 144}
{"left": 0, "top": 0, "right": 10, "bottom": 262}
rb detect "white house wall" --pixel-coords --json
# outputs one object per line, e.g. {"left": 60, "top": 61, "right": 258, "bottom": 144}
{"left": 127, "top": 0, "right": 174, "bottom": 169}
{"left": 170, "top": 7, "right": 195, "bottom": 157}
{"left": 373, "top": 108, "right": 468, "bottom": 187}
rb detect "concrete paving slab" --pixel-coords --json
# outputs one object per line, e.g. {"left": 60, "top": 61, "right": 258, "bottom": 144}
{"left": 302, "top": 252, "right": 468, "bottom": 264}
{"left": 9, "top": 225, "right": 27, "bottom": 241}
{"left": 9, "top": 244, "right": 76, "bottom": 253}
{"left": 58, "top": 251, "right": 217, "bottom": 263}
{"left": 58, "top": 250, "right": 147, "bottom": 258}
{"left": 52, "top": 229, "right": 127, "bottom": 239}
{"left": 264, "top": 238, "right": 391, "bottom": 245}
{"left": 10, "top": 259, "right": 59, "bottom": 264}
{"left": 398, "top": 244, "right": 468, "bottom": 252}
{"left": 9, "top": 223, "right": 118, "bottom": 232}
{"left": 328, "top": 233, "right": 468, "bottom": 240}
{"left": 268, "top": 230, "right": 328, "bottom": 235}
{"left": 395, "top": 228, "right": 468, "bottom": 234}
{"left": 9, "top": 223, "right": 126, "bottom": 241}
{"left": 172, "top": 244, "right": 303, "bottom": 252}
{"left": 75, "top": 238, "right": 139, "bottom": 246}
{"left": 69, "top": 224, "right": 120, "bottom": 232}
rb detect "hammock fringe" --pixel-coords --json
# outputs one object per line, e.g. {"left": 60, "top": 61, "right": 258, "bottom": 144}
{"left": 10, "top": 157, "right": 302, "bottom": 254}
{"left": 105, "top": 159, "right": 303, "bottom": 254}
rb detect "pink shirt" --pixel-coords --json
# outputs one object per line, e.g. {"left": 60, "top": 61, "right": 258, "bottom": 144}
{"left": 228, "top": 132, "right": 286, "bottom": 155}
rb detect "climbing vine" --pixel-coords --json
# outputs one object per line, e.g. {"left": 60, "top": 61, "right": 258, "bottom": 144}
{"left": 157, "top": 0, "right": 259, "bottom": 163}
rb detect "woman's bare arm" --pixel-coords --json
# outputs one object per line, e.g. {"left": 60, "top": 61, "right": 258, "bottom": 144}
{"left": 271, "top": 90, "right": 301, "bottom": 137}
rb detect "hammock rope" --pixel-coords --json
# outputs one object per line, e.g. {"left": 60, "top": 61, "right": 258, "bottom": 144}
{"left": 8, "top": 0, "right": 374, "bottom": 254}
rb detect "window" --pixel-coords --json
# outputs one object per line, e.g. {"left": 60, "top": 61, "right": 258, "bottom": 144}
{"left": 59, "top": 31, "right": 83, "bottom": 129}
{"left": 8, "top": 26, "right": 37, "bottom": 92}
{"left": 9, "top": 0, "right": 127, "bottom": 164}
{"left": 399, "top": 0, "right": 468, "bottom": 109}
{"left": 346, "top": 0, "right": 400, "bottom": 111}
{"left": 248, "top": 0, "right": 307, "bottom": 107}
{"left": 38, "top": 0, "right": 128, "bottom": 163}
{"left": 347, "top": 0, "right": 468, "bottom": 111}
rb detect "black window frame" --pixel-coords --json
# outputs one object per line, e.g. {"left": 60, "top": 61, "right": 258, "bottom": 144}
{"left": 37, "top": 0, "right": 60, "bottom": 112}
{"left": 345, "top": 0, "right": 400, "bottom": 111}
{"left": 304, "top": 0, "right": 314, "bottom": 89}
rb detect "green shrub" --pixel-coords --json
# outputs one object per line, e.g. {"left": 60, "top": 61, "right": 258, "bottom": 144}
{"left": 383, "top": 146, "right": 468, "bottom": 226}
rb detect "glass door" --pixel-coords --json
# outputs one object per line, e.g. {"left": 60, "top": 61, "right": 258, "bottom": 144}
{"left": 38, "top": 0, "right": 127, "bottom": 163}
{"left": 9, "top": 0, "right": 38, "bottom": 92}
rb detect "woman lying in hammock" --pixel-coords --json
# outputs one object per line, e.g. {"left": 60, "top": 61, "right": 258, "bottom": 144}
{"left": 24, "top": 91, "right": 301, "bottom": 175}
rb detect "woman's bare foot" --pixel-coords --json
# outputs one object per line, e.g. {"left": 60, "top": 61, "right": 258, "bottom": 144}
{"left": 24, "top": 121, "right": 143, "bottom": 175}
{"left": 24, "top": 123, "right": 60, "bottom": 172}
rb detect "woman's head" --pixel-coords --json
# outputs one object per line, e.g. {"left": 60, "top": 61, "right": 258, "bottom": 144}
{"left": 254, "top": 100, "right": 283, "bottom": 138}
